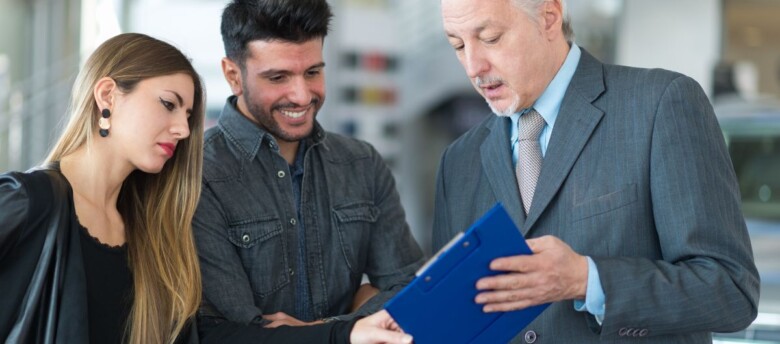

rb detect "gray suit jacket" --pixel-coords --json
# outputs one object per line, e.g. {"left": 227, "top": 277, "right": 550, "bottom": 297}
{"left": 432, "top": 50, "right": 760, "bottom": 343}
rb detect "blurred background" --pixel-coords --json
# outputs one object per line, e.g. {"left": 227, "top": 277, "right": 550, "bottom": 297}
{"left": 1, "top": 0, "right": 779, "bottom": 341}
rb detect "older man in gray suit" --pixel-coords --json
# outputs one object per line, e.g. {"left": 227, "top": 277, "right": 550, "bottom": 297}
{"left": 433, "top": 0, "right": 760, "bottom": 342}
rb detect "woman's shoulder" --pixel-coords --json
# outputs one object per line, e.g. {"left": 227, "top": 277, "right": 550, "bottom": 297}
{"left": 0, "top": 171, "right": 38, "bottom": 254}
{"left": 0, "top": 170, "right": 38, "bottom": 218}
{"left": 0, "top": 167, "right": 69, "bottom": 236}
{"left": 1, "top": 167, "right": 66, "bottom": 203}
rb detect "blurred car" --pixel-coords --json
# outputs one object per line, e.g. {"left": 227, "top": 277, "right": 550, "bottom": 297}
{"left": 713, "top": 98, "right": 780, "bottom": 343}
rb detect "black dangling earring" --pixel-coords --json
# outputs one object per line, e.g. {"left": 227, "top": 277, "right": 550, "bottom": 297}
{"left": 99, "top": 108, "right": 111, "bottom": 137}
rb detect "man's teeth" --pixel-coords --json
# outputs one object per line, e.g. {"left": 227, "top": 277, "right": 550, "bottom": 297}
{"left": 281, "top": 109, "right": 306, "bottom": 118}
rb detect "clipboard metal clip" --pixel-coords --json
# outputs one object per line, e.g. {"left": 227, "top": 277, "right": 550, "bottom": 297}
{"left": 416, "top": 232, "right": 464, "bottom": 277}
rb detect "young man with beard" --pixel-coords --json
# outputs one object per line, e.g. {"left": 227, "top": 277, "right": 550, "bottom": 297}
{"left": 193, "top": 0, "right": 424, "bottom": 331}
{"left": 433, "top": 0, "right": 759, "bottom": 342}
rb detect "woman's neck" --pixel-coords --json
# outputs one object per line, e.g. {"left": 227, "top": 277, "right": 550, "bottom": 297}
{"left": 59, "top": 143, "right": 134, "bottom": 246}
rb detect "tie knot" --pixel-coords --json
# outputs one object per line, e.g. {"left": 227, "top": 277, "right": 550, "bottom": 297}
{"left": 518, "top": 109, "right": 545, "bottom": 141}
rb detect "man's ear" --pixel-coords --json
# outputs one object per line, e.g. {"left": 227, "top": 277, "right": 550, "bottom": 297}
{"left": 542, "top": 0, "right": 564, "bottom": 41}
{"left": 93, "top": 77, "right": 117, "bottom": 111}
{"left": 222, "top": 57, "right": 244, "bottom": 96}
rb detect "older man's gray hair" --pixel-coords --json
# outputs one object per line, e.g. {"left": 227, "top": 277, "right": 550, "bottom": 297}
{"left": 512, "top": 0, "right": 574, "bottom": 42}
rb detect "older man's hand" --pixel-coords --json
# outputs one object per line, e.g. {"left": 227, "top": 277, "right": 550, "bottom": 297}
{"left": 474, "top": 235, "right": 589, "bottom": 312}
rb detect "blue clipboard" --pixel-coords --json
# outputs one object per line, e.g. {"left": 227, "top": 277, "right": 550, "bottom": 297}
{"left": 385, "top": 203, "right": 549, "bottom": 344}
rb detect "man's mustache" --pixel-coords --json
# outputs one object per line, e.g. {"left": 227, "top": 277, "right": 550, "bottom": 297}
{"left": 475, "top": 76, "right": 504, "bottom": 87}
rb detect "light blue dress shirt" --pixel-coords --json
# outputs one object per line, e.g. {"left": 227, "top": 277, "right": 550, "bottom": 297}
{"left": 509, "top": 44, "right": 606, "bottom": 323}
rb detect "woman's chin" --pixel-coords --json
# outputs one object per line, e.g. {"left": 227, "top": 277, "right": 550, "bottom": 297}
{"left": 135, "top": 161, "right": 166, "bottom": 175}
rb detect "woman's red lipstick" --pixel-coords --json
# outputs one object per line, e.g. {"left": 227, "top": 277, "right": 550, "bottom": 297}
{"left": 159, "top": 143, "right": 176, "bottom": 157}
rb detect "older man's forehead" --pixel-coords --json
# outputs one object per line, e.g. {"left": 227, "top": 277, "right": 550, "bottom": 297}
{"left": 442, "top": 0, "right": 519, "bottom": 28}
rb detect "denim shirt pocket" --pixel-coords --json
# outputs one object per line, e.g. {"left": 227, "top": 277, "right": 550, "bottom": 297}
{"left": 332, "top": 202, "right": 379, "bottom": 274}
{"left": 227, "top": 217, "right": 290, "bottom": 298}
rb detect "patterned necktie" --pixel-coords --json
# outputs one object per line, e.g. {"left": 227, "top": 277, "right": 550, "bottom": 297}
{"left": 516, "top": 109, "right": 546, "bottom": 214}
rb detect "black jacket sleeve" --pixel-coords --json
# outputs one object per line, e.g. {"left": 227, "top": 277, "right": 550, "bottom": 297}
{"left": 196, "top": 315, "right": 357, "bottom": 344}
{"left": 0, "top": 172, "right": 32, "bottom": 262}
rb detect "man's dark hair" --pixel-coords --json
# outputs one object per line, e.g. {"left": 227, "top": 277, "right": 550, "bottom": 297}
{"left": 221, "top": 0, "right": 333, "bottom": 68}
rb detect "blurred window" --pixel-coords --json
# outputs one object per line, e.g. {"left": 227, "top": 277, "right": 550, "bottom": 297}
{"left": 729, "top": 135, "right": 780, "bottom": 220}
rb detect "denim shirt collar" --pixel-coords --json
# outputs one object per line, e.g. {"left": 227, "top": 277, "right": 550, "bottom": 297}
{"left": 290, "top": 140, "right": 307, "bottom": 174}
{"left": 218, "top": 96, "right": 327, "bottom": 161}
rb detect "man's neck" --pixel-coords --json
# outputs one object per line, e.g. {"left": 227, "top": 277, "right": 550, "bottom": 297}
{"left": 278, "top": 139, "right": 300, "bottom": 165}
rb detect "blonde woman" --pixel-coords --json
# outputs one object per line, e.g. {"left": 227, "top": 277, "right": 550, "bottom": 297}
{"left": 0, "top": 33, "right": 411, "bottom": 344}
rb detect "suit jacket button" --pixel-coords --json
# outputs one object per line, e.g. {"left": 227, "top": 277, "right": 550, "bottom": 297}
{"left": 618, "top": 327, "right": 629, "bottom": 336}
{"left": 524, "top": 330, "right": 537, "bottom": 343}
{"left": 631, "top": 328, "right": 641, "bottom": 336}
{"left": 639, "top": 329, "right": 648, "bottom": 337}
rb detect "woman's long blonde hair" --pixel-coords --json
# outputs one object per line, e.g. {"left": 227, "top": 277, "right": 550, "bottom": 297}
{"left": 45, "top": 33, "right": 204, "bottom": 344}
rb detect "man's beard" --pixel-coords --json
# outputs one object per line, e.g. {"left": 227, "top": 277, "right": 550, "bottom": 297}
{"left": 476, "top": 76, "right": 520, "bottom": 117}
{"left": 244, "top": 86, "right": 321, "bottom": 142}
{"left": 487, "top": 93, "right": 520, "bottom": 117}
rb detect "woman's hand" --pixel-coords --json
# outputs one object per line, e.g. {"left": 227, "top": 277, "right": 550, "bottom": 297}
{"left": 350, "top": 310, "right": 412, "bottom": 344}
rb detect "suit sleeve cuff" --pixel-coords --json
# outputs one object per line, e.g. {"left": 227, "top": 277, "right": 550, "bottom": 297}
{"left": 573, "top": 256, "right": 605, "bottom": 324}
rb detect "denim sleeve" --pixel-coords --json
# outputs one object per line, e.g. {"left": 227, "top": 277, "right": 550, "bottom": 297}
{"left": 341, "top": 146, "right": 426, "bottom": 320}
{"left": 573, "top": 256, "right": 605, "bottom": 325}
{"left": 193, "top": 182, "right": 266, "bottom": 325}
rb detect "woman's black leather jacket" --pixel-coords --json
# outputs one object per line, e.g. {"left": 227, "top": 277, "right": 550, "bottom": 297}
{"left": 0, "top": 166, "right": 89, "bottom": 343}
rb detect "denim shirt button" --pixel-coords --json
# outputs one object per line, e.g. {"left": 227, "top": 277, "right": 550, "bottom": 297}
{"left": 241, "top": 234, "right": 250, "bottom": 243}
{"left": 277, "top": 171, "right": 285, "bottom": 178}
{"left": 288, "top": 268, "right": 294, "bottom": 276}
{"left": 290, "top": 218, "right": 297, "bottom": 225}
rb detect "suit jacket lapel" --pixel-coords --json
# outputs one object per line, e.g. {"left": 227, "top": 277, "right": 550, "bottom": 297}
{"left": 481, "top": 116, "right": 526, "bottom": 228}
{"left": 523, "top": 50, "right": 606, "bottom": 234}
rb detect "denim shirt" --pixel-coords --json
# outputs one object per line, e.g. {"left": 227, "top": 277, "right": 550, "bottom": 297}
{"left": 288, "top": 140, "right": 314, "bottom": 321}
{"left": 193, "top": 97, "right": 425, "bottom": 325}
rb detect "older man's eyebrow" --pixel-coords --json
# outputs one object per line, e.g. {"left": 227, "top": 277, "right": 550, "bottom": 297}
{"left": 446, "top": 21, "right": 491, "bottom": 39}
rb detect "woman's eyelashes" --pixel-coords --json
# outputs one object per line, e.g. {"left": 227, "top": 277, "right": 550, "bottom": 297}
{"left": 159, "top": 97, "right": 176, "bottom": 111}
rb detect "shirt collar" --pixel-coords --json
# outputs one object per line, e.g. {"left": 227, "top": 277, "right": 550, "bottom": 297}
{"left": 531, "top": 43, "right": 581, "bottom": 127}
{"left": 510, "top": 43, "right": 581, "bottom": 137}
{"left": 218, "top": 96, "right": 326, "bottom": 160}
{"left": 290, "top": 139, "right": 307, "bottom": 175}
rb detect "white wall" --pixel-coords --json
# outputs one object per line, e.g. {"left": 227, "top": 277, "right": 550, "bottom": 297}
{"left": 616, "top": 0, "right": 721, "bottom": 96}
{"left": 128, "top": 0, "right": 231, "bottom": 118}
